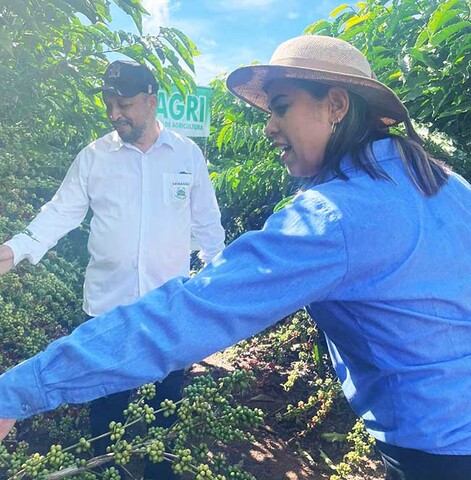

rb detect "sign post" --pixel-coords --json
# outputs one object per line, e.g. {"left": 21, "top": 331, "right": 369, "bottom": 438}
{"left": 156, "top": 86, "right": 212, "bottom": 138}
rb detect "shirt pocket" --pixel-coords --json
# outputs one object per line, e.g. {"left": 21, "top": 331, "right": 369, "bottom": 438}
{"left": 163, "top": 173, "right": 193, "bottom": 208}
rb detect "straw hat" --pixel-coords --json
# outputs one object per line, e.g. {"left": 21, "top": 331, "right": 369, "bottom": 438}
{"left": 226, "top": 35, "right": 409, "bottom": 127}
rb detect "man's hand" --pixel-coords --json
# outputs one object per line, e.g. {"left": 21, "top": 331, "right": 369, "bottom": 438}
{"left": 0, "top": 419, "right": 16, "bottom": 441}
{"left": 0, "top": 245, "right": 14, "bottom": 275}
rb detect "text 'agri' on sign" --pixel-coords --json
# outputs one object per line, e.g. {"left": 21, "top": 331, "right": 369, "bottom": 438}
{"left": 156, "top": 86, "right": 212, "bottom": 138}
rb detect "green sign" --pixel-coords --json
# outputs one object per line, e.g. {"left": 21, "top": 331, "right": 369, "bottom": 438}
{"left": 156, "top": 86, "right": 212, "bottom": 138}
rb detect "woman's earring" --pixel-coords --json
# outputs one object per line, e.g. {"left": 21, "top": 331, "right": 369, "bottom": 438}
{"left": 331, "top": 120, "right": 338, "bottom": 134}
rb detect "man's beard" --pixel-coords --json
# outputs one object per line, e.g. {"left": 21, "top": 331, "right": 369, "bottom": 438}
{"left": 114, "top": 119, "right": 148, "bottom": 144}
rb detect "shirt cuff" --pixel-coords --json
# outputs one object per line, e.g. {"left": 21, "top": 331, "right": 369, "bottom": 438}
{"left": 0, "top": 357, "right": 49, "bottom": 419}
{"left": 4, "top": 234, "right": 47, "bottom": 266}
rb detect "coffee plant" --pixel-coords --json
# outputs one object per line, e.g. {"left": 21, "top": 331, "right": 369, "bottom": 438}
{"left": 305, "top": 0, "right": 470, "bottom": 175}
{"left": 224, "top": 310, "right": 378, "bottom": 478}
{"left": 0, "top": 370, "right": 264, "bottom": 480}
{"left": 1, "top": 1, "right": 469, "bottom": 479}
{"left": 320, "top": 419, "right": 376, "bottom": 480}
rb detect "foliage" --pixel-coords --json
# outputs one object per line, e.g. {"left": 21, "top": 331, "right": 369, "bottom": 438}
{"left": 0, "top": 261, "right": 83, "bottom": 369}
{"left": 0, "top": 0, "right": 200, "bottom": 266}
{"left": 0, "top": 111, "right": 89, "bottom": 452}
{"left": 206, "top": 75, "right": 293, "bottom": 243}
{"left": 0, "top": 2, "right": 470, "bottom": 479}
{"left": 228, "top": 311, "right": 342, "bottom": 437}
{"left": 1, "top": 371, "right": 264, "bottom": 480}
{"left": 207, "top": 0, "right": 470, "bottom": 242}
{"left": 203, "top": 8, "right": 471, "bottom": 471}
{"left": 0, "top": 2, "right": 199, "bottom": 473}
{"left": 0, "top": 0, "right": 197, "bottom": 150}
{"left": 322, "top": 419, "right": 376, "bottom": 480}
{"left": 0, "top": 126, "right": 85, "bottom": 372}
{"left": 305, "top": 0, "right": 471, "bottom": 156}
{"left": 225, "top": 311, "right": 379, "bottom": 478}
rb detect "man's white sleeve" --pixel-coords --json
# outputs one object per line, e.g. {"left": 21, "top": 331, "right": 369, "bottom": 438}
{"left": 190, "top": 144, "right": 225, "bottom": 263}
{"left": 5, "top": 153, "right": 90, "bottom": 265}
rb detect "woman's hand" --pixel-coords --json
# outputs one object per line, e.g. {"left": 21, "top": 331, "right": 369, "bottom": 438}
{"left": 0, "top": 245, "right": 14, "bottom": 275}
{"left": 0, "top": 419, "right": 16, "bottom": 441}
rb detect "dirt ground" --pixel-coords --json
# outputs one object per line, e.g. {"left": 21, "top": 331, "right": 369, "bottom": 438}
{"left": 10, "top": 351, "right": 385, "bottom": 480}
{"left": 189, "top": 352, "right": 386, "bottom": 480}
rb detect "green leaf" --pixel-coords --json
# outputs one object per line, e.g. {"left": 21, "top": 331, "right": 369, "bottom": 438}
{"left": 217, "top": 124, "right": 233, "bottom": 150}
{"left": 372, "top": 56, "right": 396, "bottom": 71}
{"left": 341, "top": 22, "right": 367, "bottom": 41}
{"left": 111, "top": 0, "right": 147, "bottom": 34}
{"left": 120, "top": 43, "right": 146, "bottom": 59}
{"left": 0, "top": 28, "right": 13, "bottom": 55}
{"left": 303, "top": 20, "right": 331, "bottom": 35}
{"left": 172, "top": 28, "right": 199, "bottom": 57}
{"left": 273, "top": 195, "right": 295, "bottom": 212}
{"left": 429, "top": 9, "right": 461, "bottom": 34}
{"left": 344, "top": 13, "right": 370, "bottom": 31}
{"left": 388, "top": 70, "right": 402, "bottom": 80}
{"left": 161, "top": 27, "right": 195, "bottom": 72}
{"left": 407, "top": 47, "right": 439, "bottom": 68}
{"left": 430, "top": 21, "right": 471, "bottom": 47}
{"left": 414, "top": 28, "right": 430, "bottom": 48}
{"left": 143, "top": 52, "right": 165, "bottom": 78}
{"left": 156, "top": 47, "right": 166, "bottom": 63}
{"left": 318, "top": 449, "right": 337, "bottom": 471}
{"left": 224, "top": 112, "right": 237, "bottom": 122}
{"left": 437, "top": 0, "right": 465, "bottom": 14}
{"left": 163, "top": 49, "right": 181, "bottom": 73}
{"left": 330, "top": 3, "right": 350, "bottom": 18}
{"left": 321, "top": 432, "right": 348, "bottom": 442}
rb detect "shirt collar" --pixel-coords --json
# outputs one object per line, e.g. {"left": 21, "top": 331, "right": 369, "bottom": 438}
{"left": 321, "top": 137, "right": 397, "bottom": 183}
{"left": 105, "top": 120, "right": 175, "bottom": 153}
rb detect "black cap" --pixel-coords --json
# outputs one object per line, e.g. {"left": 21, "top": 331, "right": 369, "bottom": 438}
{"left": 91, "top": 60, "right": 159, "bottom": 97}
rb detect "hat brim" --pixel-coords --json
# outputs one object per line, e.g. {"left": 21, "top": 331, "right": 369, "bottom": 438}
{"left": 89, "top": 85, "right": 137, "bottom": 97}
{"left": 226, "top": 64, "right": 408, "bottom": 127}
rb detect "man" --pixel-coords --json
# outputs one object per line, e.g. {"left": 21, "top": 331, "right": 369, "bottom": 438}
{"left": 0, "top": 60, "right": 225, "bottom": 479}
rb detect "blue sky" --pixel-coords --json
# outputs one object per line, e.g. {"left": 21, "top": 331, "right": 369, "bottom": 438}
{"left": 110, "top": 0, "right": 342, "bottom": 85}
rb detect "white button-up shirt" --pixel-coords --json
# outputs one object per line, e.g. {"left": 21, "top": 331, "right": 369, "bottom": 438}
{"left": 6, "top": 125, "right": 225, "bottom": 316}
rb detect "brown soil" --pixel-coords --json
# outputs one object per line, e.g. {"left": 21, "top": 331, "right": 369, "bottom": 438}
{"left": 10, "top": 350, "right": 385, "bottom": 480}
{"left": 189, "top": 352, "right": 386, "bottom": 480}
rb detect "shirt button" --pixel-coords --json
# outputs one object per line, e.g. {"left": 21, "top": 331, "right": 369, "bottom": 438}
{"left": 21, "top": 403, "right": 32, "bottom": 414}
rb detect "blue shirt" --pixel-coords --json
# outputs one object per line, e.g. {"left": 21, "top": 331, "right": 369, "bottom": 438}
{"left": 1, "top": 139, "right": 470, "bottom": 454}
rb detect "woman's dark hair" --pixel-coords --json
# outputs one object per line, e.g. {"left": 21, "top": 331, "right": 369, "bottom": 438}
{"left": 296, "top": 79, "right": 450, "bottom": 196}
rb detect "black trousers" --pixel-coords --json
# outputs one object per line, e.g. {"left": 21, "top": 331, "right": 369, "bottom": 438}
{"left": 376, "top": 440, "right": 471, "bottom": 480}
{"left": 84, "top": 314, "right": 184, "bottom": 478}
{"left": 89, "top": 369, "right": 185, "bottom": 480}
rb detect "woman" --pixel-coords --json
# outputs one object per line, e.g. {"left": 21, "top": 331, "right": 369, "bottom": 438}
{"left": 224, "top": 36, "right": 471, "bottom": 479}
{"left": 0, "top": 36, "right": 470, "bottom": 480}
